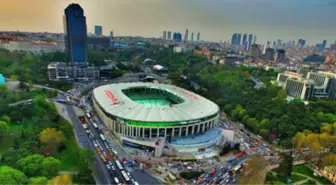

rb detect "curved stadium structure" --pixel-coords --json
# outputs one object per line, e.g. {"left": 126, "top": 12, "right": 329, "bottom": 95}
{"left": 93, "top": 83, "right": 220, "bottom": 139}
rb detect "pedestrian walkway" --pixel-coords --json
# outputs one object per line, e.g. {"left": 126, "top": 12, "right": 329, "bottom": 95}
{"left": 291, "top": 173, "right": 321, "bottom": 185}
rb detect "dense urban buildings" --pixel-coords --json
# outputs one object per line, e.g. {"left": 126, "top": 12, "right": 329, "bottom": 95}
{"left": 64, "top": 3, "right": 88, "bottom": 66}
{"left": 197, "top": 32, "right": 200, "bottom": 41}
{"left": 191, "top": 32, "right": 194, "bottom": 42}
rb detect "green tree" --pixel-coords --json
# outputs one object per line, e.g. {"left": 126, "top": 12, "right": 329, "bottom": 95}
{"left": 277, "top": 89, "right": 287, "bottom": 99}
{"left": 0, "top": 165, "right": 28, "bottom": 185}
{"left": 277, "top": 153, "right": 293, "bottom": 182}
{"left": 28, "top": 177, "right": 48, "bottom": 185}
{"left": 17, "top": 154, "right": 44, "bottom": 177}
{"left": 41, "top": 157, "right": 61, "bottom": 178}
{"left": 0, "top": 121, "right": 9, "bottom": 137}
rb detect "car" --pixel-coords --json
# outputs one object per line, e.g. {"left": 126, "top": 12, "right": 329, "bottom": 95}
{"left": 104, "top": 143, "right": 110, "bottom": 149}
{"left": 111, "top": 165, "right": 115, "bottom": 170}
{"left": 93, "top": 141, "right": 98, "bottom": 148}
{"left": 89, "top": 133, "right": 95, "bottom": 139}
{"left": 86, "top": 130, "right": 90, "bottom": 134}
{"left": 114, "top": 177, "right": 119, "bottom": 184}
{"left": 106, "top": 164, "right": 111, "bottom": 169}
{"left": 213, "top": 177, "right": 218, "bottom": 182}
{"left": 113, "top": 149, "right": 118, "bottom": 155}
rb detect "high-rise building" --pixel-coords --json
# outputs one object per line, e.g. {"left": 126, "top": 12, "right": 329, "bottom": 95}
{"left": 173, "top": 32, "right": 182, "bottom": 41}
{"left": 253, "top": 35, "right": 257, "bottom": 44}
{"left": 248, "top": 34, "right": 253, "bottom": 49}
{"left": 197, "top": 32, "right": 200, "bottom": 41}
{"left": 263, "top": 41, "right": 270, "bottom": 54}
{"left": 231, "top": 33, "right": 238, "bottom": 45}
{"left": 322, "top": 40, "right": 327, "bottom": 50}
{"left": 184, "top": 29, "right": 188, "bottom": 41}
{"left": 242, "top": 34, "right": 247, "bottom": 47}
{"left": 250, "top": 44, "right": 261, "bottom": 58}
{"left": 167, "top": 31, "right": 171, "bottom": 40}
{"left": 110, "top": 31, "right": 113, "bottom": 39}
{"left": 297, "top": 39, "right": 306, "bottom": 48}
{"left": 163, "top": 31, "right": 166, "bottom": 40}
{"left": 64, "top": 3, "right": 88, "bottom": 66}
{"left": 237, "top": 34, "right": 242, "bottom": 45}
{"left": 95, "top": 25, "right": 103, "bottom": 36}
{"left": 265, "top": 48, "right": 275, "bottom": 61}
{"left": 276, "top": 49, "right": 286, "bottom": 63}
{"left": 191, "top": 32, "right": 194, "bottom": 41}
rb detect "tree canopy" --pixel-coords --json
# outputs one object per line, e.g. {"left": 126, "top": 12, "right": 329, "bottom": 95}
{"left": 0, "top": 165, "right": 27, "bottom": 185}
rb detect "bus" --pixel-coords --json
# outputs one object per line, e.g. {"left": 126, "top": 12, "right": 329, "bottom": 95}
{"left": 115, "top": 160, "right": 123, "bottom": 170}
{"left": 92, "top": 122, "right": 98, "bottom": 129}
{"left": 100, "top": 134, "right": 106, "bottom": 141}
{"left": 232, "top": 164, "right": 243, "bottom": 173}
{"left": 121, "top": 170, "right": 130, "bottom": 181}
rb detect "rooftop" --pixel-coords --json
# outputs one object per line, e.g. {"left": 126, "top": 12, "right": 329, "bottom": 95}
{"left": 93, "top": 83, "right": 219, "bottom": 122}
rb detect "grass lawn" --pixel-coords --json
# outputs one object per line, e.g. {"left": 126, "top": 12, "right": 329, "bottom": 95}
{"left": 289, "top": 174, "right": 306, "bottom": 183}
{"left": 292, "top": 165, "right": 332, "bottom": 185}
{"left": 55, "top": 137, "right": 80, "bottom": 171}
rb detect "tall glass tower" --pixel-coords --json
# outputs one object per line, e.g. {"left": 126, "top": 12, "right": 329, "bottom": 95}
{"left": 64, "top": 4, "right": 88, "bottom": 66}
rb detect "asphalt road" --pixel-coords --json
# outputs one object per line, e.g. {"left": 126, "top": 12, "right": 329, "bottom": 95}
{"left": 65, "top": 104, "right": 113, "bottom": 185}
{"left": 83, "top": 96, "right": 161, "bottom": 185}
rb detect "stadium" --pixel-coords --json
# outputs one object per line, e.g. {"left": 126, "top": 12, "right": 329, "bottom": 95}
{"left": 92, "top": 82, "right": 222, "bottom": 157}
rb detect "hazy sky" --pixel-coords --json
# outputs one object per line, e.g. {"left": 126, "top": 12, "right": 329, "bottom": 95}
{"left": 1, "top": 0, "right": 336, "bottom": 45}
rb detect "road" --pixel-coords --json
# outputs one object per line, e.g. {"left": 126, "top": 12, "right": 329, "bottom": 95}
{"left": 64, "top": 104, "right": 113, "bottom": 185}
{"left": 82, "top": 96, "right": 161, "bottom": 185}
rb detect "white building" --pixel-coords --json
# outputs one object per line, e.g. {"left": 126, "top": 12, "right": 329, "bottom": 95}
{"left": 0, "top": 40, "right": 62, "bottom": 54}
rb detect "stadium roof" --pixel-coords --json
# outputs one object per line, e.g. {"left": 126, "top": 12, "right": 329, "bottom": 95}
{"left": 93, "top": 83, "right": 219, "bottom": 122}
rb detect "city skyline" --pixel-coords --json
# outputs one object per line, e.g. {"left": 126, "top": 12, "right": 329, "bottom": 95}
{"left": 0, "top": 0, "right": 335, "bottom": 45}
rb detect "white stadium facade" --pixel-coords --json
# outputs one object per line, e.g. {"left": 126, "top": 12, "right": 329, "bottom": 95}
{"left": 93, "top": 83, "right": 223, "bottom": 158}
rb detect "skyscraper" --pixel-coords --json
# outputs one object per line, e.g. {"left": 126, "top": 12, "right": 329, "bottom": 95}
{"left": 173, "top": 32, "right": 182, "bottom": 41}
{"left": 191, "top": 32, "right": 194, "bottom": 41}
{"left": 163, "top": 31, "right": 166, "bottom": 40}
{"left": 237, "top": 34, "right": 242, "bottom": 45}
{"left": 248, "top": 34, "right": 253, "bottom": 49}
{"left": 167, "top": 31, "right": 171, "bottom": 40}
{"left": 322, "top": 40, "right": 327, "bottom": 50}
{"left": 297, "top": 39, "right": 306, "bottom": 48}
{"left": 242, "top": 34, "right": 247, "bottom": 46}
{"left": 276, "top": 49, "right": 286, "bottom": 63}
{"left": 110, "top": 31, "right": 113, "bottom": 39}
{"left": 250, "top": 44, "right": 261, "bottom": 58}
{"left": 231, "top": 33, "right": 238, "bottom": 45}
{"left": 95, "top": 25, "right": 102, "bottom": 36}
{"left": 197, "top": 32, "right": 200, "bottom": 41}
{"left": 64, "top": 3, "right": 88, "bottom": 66}
{"left": 184, "top": 29, "right": 188, "bottom": 41}
{"left": 265, "top": 48, "right": 275, "bottom": 61}
{"left": 253, "top": 35, "right": 257, "bottom": 44}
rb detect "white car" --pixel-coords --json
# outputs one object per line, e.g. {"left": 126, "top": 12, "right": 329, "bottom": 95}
{"left": 106, "top": 164, "right": 111, "bottom": 169}
{"left": 93, "top": 141, "right": 98, "bottom": 148}
{"left": 114, "top": 177, "right": 119, "bottom": 184}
